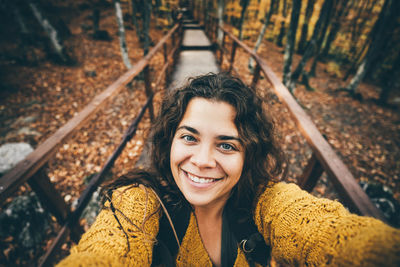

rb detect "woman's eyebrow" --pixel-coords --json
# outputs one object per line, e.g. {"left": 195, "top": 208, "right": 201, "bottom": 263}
{"left": 177, "top": 125, "right": 241, "bottom": 142}
{"left": 217, "top": 135, "right": 241, "bottom": 142}
{"left": 176, "top": 125, "right": 199, "bottom": 134}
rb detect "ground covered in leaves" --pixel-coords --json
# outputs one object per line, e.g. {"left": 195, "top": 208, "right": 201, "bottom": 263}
{"left": 1, "top": 6, "right": 400, "bottom": 266}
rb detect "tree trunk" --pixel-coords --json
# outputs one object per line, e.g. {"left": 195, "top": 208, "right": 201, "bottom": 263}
{"left": 12, "top": 3, "right": 29, "bottom": 35}
{"left": 320, "top": 0, "right": 349, "bottom": 57}
{"left": 276, "top": 0, "right": 288, "bottom": 47}
{"left": 142, "top": 0, "right": 152, "bottom": 55}
{"left": 131, "top": 0, "right": 142, "bottom": 43}
{"left": 217, "top": 0, "right": 224, "bottom": 45}
{"left": 287, "top": 0, "right": 332, "bottom": 91}
{"left": 238, "top": 0, "right": 249, "bottom": 40}
{"left": 114, "top": 0, "right": 132, "bottom": 69}
{"left": 297, "top": 0, "right": 316, "bottom": 53}
{"left": 203, "top": 0, "right": 208, "bottom": 32}
{"left": 379, "top": 51, "right": 400, "bottom": 105}
{"left": 349, "top": 0, "right": 377, "bottom": 59}
{"left": 345, "top": 0, "right": 393, "bottom": 95}
{"left": 283, "top": 0, "right": 301, "bottom": 88}
{"left": 248, "top": 0, "right": 277, "bottom": 70}
{"left": 28, "top": 1, "right": 70, "bottom": 64}
{"left": 309, "top": 0, "right": 335, "bottom": 76}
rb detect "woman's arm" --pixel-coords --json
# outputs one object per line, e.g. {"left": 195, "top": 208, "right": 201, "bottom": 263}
{"left": 57, "top": 185, "right": 161, "bottom": 266}
{"left": 254, "top": 182, "right": 400, "bottom": 266}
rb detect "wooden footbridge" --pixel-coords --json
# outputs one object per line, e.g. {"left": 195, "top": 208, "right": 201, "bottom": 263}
{"left": 0, "top": 11, "right": 386, "bottom": 266}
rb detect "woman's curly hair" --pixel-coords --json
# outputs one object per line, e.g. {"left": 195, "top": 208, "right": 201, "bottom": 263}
{"left": 105, "top": 72, "right": 286, "bottom": 213}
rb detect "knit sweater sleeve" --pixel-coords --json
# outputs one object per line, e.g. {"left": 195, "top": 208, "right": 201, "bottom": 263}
{"left": 57, "top": 185, "right": 161, "bottom": 267}
{"left": 254, "top": 182, "right": 400, "bottom": 266}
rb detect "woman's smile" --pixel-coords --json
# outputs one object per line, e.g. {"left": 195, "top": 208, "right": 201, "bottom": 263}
{"left": 183, "top": 169, "right": 223, "bottom": 185}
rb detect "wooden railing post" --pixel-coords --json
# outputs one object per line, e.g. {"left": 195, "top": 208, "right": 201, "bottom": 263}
{"left": 219, "top": 31, "right": 226, "bottom": 64}
{"left": 163, "top": 42, "right": 169, "bottom": 85}
{"left": 28, "top": 166, "right": 69, "bottom": 223}
{"left": 143, "top": 66, "right": 154, "bottom": 121}
{"left": 28, "top": 166, "right": 84, "bottom": 242}
{"left": 163, "top": 42, "right": 168, "bottom": 64}
{"left": 251, "top": 62, "right": 261, "bottom": 89}
{"left": 229, "top": 42, "right": 238, "bottom": 73}
{"left": 298, "top": 153, "right": 324, "bottom": 192}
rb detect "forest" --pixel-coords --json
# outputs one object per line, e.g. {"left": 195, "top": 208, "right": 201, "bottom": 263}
{"left": 0, "top": 0, "right": 399, "bottom": 265}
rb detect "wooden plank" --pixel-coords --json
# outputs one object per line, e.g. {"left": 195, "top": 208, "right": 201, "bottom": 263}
{"left": 220, "top": 26, "right": 385, "bottom": 221}
{"left": 0, "top": 24, "right": 180, "bottom": 204}
{"left": 298, "top": 153, "right": 324, "bottom": 192}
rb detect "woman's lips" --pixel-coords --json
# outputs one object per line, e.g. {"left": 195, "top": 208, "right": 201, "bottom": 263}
{"left": 183, "top": 170, "right": 223, "bottom": 185}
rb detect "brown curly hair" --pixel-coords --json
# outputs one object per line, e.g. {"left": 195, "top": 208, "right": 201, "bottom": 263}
{"left": 105, "top": 72, "right": 286, "bottom": 214}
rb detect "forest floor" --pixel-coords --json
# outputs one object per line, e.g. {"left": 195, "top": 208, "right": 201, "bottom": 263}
{"left": 1, "top": 3, "right": 400, "bottom": 266}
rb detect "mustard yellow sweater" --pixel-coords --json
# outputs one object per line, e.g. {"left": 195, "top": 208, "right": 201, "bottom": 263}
{"left": 57, "top": 182, "right": 400, "bottom": 266}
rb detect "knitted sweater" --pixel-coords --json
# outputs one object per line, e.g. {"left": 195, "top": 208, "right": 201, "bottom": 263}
{"left": 57, "top": 182, "right": 400, "bottom": 266}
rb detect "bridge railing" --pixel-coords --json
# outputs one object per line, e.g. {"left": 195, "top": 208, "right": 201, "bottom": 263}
{"left": 202, "top": 15, "right": 385, "bottom": 221}
{"left": 0, "top": 22, "right": 183, "bottom": 266}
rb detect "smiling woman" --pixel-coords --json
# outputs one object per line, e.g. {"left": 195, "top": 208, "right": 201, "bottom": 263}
{"left": 57, "top": 73, "right": 400, "bottom": 267}
{"left": 170, "top": 98, "right": 244, "bottom": 210}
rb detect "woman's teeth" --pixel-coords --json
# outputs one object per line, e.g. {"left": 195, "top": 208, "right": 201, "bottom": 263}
{"left": 187, "top": 172, "right": 216, "bottom": 184}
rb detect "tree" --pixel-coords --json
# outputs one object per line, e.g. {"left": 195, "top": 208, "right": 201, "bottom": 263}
{"left": 348, "top": 0, "right": 378, "bottom": 57}
{"left": 308, "top": 0, "right": 335, "bottom": 76}
{"left": 343, "top": 0, "right": 379, "bottom": 81}
{"left": 297, "top": 0, "right": 316, "bottom": 54}
{"left": 276, "top": 0, "right": 288, "bottom": 47}
{"left": 238, "top": 0, "right": 249, "bottom": 40}
{"left": 320, "top": 0, "right": 350, "bottom": 58}
{"left": 283, "top": 0, "right": 301, "bottom": 87}
{"left": 142, "top": 0, "right": 152, "bottom": 55}
{"left": 92, "top": 5, "right": 112, "bottom": 41}
{"left": 379, "top": 51, "right": 400, "bottom": 105}
{"left": 217, "top": 0, "right": 224, "bottom": 45}
{"left": 344, "top": 0, "right": 398, "bottom": 97}
{"left": 248, "top": 0, "right": 277, "bottom": 70}
{"left": 130, "top": 0, "right": 152, "bottom": 56}
{"left": 28, "top": 0, "right": 71, "bottom": 64}
{"left": 11, "top": 2, "right": 29, "bottom": 36}
{"left": 131, "top": 0, "right": 141, "bottom": 43}
{"left": 114, "top": 0, "right": 132, "bottom": 69}
{"left": 286, "top": 0, "right": 333, "bottom": 92}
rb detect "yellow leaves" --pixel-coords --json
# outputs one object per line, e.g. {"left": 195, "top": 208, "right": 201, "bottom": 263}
{"left": 326, "top": 62, "right": 343, "bottom": 78}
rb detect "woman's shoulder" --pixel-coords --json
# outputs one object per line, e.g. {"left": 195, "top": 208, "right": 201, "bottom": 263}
{"left": 256, "top": 181, "right": 345, "bottom": 212}
{"left": 107, "top": 184, "right": 160, "bottom": 212}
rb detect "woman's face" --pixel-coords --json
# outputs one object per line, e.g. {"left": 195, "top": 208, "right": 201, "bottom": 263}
{"left": 170, "top": 97, "right": 245, "bottom": 210}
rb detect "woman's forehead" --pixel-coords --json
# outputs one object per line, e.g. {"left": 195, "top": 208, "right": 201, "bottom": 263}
{"left": 178, "top": 97, "right": 238, "bottom": 135}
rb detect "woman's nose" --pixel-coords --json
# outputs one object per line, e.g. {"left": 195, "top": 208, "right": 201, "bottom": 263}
{"left": 190, "top": 144, "right": 216, "bottom": 168}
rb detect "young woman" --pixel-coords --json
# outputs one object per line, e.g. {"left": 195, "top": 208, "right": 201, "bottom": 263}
{"left": 58, "top": 73, "right": 400, "bottom": 267}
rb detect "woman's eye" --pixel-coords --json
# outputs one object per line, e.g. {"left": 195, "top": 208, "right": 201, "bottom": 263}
{"left": 219, "top": 143, "right": 235, "bottom": 151}
{"left": 182, "top": 135, "right": 196, "bottom": 142}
